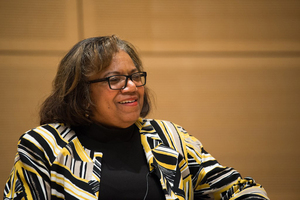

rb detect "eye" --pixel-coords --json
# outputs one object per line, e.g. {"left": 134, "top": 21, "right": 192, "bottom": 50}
{"left": 132, "top": 73, "right": 142, "bottom": 81}
{"left": 109, "top": 76, "right": 123, "bottom": 84}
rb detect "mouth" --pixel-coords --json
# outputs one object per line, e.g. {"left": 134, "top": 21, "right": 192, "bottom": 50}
{"left": 119, "top": 99, "right": 138, "bottom": 104}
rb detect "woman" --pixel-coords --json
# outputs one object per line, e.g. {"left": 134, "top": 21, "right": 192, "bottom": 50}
{"left": 4, "top": 35, "right": 269, "bottom": 200}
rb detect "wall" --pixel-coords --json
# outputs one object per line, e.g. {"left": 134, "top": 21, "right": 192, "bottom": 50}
{"left": 0, "top": 1, "right": 299, "bottom": 199}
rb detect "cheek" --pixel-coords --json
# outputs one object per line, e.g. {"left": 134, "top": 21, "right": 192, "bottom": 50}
{"left": 139, "top": 87, "right": 145, "bottom": 103}
{"left": 91, "top": 89, "right": 116, "bottom": 111}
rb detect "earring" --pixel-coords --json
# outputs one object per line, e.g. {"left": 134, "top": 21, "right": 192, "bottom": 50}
{"left": 85, "top": 103, "right": 91, "bottom": 118}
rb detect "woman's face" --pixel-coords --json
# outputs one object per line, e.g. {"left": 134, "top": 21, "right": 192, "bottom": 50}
{"left": 88, "top": 50, "right": 145, "bottom": 128}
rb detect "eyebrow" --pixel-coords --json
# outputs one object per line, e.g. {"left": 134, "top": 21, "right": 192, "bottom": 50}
{"left": 102, "top": 69, "right": 139, "bottom": 78}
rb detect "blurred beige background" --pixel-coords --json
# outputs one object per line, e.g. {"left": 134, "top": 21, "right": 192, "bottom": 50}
{"left": 1, "top": 1, "right": 299, "bottom": 199}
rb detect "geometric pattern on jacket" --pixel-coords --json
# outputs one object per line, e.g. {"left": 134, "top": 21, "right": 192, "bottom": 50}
{"left": 4, "top": 118, "right": 269, "bottom": 200}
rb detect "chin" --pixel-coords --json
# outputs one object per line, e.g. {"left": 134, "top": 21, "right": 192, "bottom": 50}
{"left": 121, "top": 115, "right": 140, "bottom": 126}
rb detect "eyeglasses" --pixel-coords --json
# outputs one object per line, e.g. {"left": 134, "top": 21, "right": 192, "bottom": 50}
{"left": 88, "top": 72, "right": 147, "bottom": 90}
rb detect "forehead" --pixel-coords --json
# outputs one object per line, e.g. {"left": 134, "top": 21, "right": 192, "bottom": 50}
{"left": 107, "top": 50, "right": 137, "bottom": 70}
{"left": 89, "top": 51, "right": 138, "bottom": 79}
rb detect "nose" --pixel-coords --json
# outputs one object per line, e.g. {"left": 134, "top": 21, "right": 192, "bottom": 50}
{"left": 121, "top": 78, "right": 137, "bottom": 92}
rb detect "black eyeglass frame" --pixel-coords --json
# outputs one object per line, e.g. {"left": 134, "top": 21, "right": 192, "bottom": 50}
{"left": 88, "top": 71, "right": 147, "bottom": 90}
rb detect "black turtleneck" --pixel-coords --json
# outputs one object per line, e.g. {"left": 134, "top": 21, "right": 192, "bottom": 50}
{"left": 73, "top": 123, "right": 165, "bottom": 200}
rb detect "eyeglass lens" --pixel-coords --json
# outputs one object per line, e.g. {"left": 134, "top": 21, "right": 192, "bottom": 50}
{"left": 109, "top": 73, "right": 146, "bottom": 89}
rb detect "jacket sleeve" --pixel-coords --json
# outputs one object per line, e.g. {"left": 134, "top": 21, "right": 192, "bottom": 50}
{"left": 4, "top": 130, "right": 51, "bottom": 200}
{"left": 178, "top": 126, "right": 269, "bottom": 200}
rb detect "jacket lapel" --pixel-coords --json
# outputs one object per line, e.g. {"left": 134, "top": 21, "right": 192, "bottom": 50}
{"left": 136, "top": 118, "right": 186, "bottom": 200}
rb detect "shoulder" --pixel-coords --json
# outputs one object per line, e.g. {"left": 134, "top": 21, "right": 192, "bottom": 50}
{"left": 138, "top": 118, "right": 202, "bottom": 153}
{"left": 18, "top": 123, "right": 77, "bottom": 161}
{"left": 21, "top": 123, "right": 76, "bottom": 144}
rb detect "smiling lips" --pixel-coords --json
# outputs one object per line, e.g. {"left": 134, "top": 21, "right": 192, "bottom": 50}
{"left": 119, "top": 99, "right": 138, "bottom": 104}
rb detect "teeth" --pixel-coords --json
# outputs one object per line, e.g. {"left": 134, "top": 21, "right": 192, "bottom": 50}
{"left": 120, "top": 100, "right": 136, "bottom": 104}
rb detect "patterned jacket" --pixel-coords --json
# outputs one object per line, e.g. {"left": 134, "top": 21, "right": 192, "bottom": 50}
{"left": 4, "top": 118, "right": 269, "bottom": 200}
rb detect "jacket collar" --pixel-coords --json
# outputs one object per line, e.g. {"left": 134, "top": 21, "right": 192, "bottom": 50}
{"left": 135, "top": 118, "right": 186, "bottom": 200}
